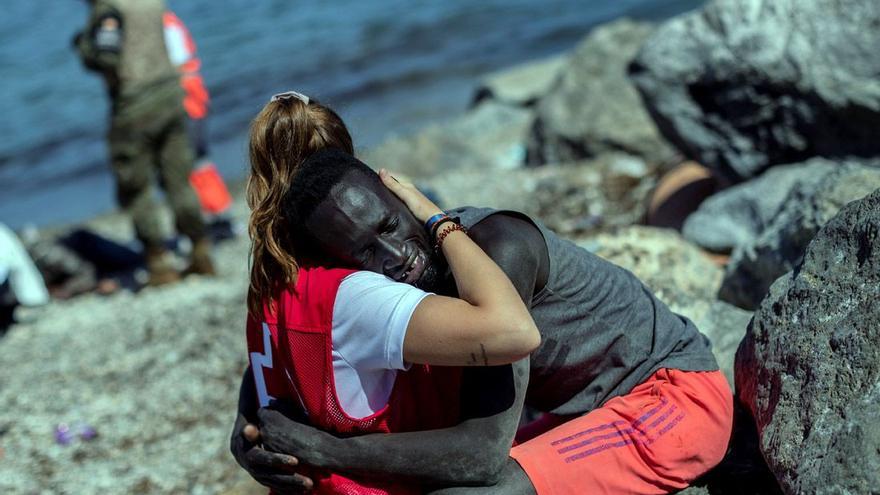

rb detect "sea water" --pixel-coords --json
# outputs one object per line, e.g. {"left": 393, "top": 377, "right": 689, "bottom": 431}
{"left": 0, "top": 0, "right": 703, "bottom": 228}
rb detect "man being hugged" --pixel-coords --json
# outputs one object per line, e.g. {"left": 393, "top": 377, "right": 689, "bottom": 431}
{"left": 237, "top": 94, "right": 538, "bottom": 494}
{"left": 232, "top": 95, "right": 733, "bottom": 494}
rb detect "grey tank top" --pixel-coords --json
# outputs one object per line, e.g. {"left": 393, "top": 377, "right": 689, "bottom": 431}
{"left": 451, "top": 207, "right": 718, "bottom": 415}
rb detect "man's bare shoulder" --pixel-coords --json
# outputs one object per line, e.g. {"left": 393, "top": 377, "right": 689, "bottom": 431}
{"left": 468, "top": 212, "right": 544, "bottom": 252}
{"left": 467, "top": 212, "right": 549, "bottom": 295}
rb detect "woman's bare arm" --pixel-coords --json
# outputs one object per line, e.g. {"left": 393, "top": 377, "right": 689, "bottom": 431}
{"left": 378, "top": 170, "right": 541, "bottom": 367}
{"left": 257, "top": 215, "right": 549, "bottom": 485}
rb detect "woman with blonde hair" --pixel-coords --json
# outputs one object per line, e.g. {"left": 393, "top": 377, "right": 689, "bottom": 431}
{"left": 234, "top": 88, "right": 734, "bottom": 495}
{"left": 234, "top": 91, "right": 539, "bottom": 494}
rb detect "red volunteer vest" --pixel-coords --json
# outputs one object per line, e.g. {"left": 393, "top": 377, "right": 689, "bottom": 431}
{"left": 246, "top": 267, "right": 462, "bottom": 494}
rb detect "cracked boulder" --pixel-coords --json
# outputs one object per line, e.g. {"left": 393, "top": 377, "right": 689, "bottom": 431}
{"left": 630, "top": 0, "right": 880, "bottom": 181}
{"left": 734, "top": 187, "right": 880, "bottom": 493}
{"left": 682, "top": 159, "right": 838, "bottom": 254}
{"left": 719, "top": 160, "right": 880, "bottom": 310}
{"left": 526, "top": 19, "right": 676, "bottom": 167}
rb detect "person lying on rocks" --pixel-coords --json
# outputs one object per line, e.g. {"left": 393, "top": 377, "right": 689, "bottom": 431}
{"left": 231, "top": 94, "right": 734, "bottom": 494}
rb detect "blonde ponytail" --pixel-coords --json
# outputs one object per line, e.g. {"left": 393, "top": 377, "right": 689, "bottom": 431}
{"left": 246, "top": 96, "right": 353, "bottom": 317}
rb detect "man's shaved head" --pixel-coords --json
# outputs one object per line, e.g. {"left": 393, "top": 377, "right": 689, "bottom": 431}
{"left": 280, "top": 149, "right": 445, "bottom": 289}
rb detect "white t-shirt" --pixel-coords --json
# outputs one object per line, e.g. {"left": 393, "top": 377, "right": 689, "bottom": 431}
{"left": 331, "top": 271, "right": 431, "bottom": 419}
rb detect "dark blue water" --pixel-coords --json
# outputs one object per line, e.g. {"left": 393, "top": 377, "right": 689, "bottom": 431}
{"left": 0, "top": 0, "right": 703, "bottom": 229}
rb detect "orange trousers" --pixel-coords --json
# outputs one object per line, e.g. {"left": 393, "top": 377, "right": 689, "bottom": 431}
{"left": 510, "top": 369, "right": 733, "bottom": 495}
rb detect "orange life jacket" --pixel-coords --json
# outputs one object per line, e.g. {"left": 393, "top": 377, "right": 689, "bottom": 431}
{"left": 163, "top": 10, "right": 209, "bottom": 119}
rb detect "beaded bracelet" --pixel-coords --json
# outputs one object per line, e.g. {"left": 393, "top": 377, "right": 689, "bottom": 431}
{"left": 430, "top": 217, "right": 456, "bottom": 240}
{"left": 434, "top": 223, "right": 468, "bottom": 252}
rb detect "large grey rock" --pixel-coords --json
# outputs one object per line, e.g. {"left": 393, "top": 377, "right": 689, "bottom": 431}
{"left": 365, "top": 100, "right": 531, "bottom": 178}
{"left": 579, "top": 226, "right": 751, "bottom": 384}
{"left": 683, "top": 159, "right": 838, "bottom": 253}
{"left": 735, "top": 187, "right": 880, "bottom": 494}
{"left": 720, "top": 161, "right": 880, "bottom": 309}
{"left": 631, "top": 0, "right": 880, "bottom": 182}
{"left": 472, "top": 55, "right": 566, "bottom": 108}
{"left": 527, "top": 20, "right": 676, "bottom": 166}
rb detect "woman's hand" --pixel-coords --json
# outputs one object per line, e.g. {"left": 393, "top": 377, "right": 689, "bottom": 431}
{"left": 378, "top": 169, "right": 442, "bottom": 224}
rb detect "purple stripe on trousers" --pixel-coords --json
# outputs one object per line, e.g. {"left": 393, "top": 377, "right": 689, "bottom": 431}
{"left": 657, "top": 412, "right": 686, "bottom": 436}
{"left": 646, "top": 403, "right": 680, "bottom": 431}
{"left": 631, "top": 396, "right": 670, "bottom": 430}
{"left": 556, "top": 404, "right": 678, "bottom": 454}
{"left": 551, "top": 396, "right": 669, "bottom": 447}
{"left": 564, "top": 438, "right": 635, "bottom": 463}
{"left": 563, "top": 412, "right": 687, "bottom": 463}
{"left": 550, "top": 420, "right": 627, "bottom": 446}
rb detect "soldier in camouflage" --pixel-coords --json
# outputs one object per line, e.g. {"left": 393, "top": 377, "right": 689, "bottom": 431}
{"left": 73, "top": 0, "right": 215, "bottom": 285}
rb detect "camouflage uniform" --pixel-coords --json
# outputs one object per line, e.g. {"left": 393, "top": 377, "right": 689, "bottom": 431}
{"left": 74, "top": 0, "right": 207, "bottom": 258}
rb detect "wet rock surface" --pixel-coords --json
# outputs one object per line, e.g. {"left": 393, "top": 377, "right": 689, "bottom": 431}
{"left": 631, "top": 0, "right": 880, "bottom": 182}
{"left": 527, "top": 19, "right": 676, "bottom": 167}
{"left": 719, "top": 160, "right": 880, "bottom": 310}
{"left": 734, "top": 188, "right": 880, "bottom": 494}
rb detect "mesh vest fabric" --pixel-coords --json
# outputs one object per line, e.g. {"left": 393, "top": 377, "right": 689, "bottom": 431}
{"left": 450, "top": 207, "right": 719, "bottom": 415}
{"left": 246, "top": 267, "right": 462, "bottom": 494}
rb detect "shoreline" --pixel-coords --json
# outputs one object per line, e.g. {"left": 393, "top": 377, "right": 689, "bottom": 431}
{"left": 0, "top": 50, "right": 564, "bottom": 234}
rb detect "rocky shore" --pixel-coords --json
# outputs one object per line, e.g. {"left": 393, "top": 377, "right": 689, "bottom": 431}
{"left": 3, "top": 0, "right": 880, "bottom": 493}
{"left": 0, "top": 200, "right": 260, "bottom": 494}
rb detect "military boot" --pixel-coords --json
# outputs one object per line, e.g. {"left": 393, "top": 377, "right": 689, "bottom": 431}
{"left": 145, "top": 246, "right": 181, "bottom": 286}
{"left": 183, "top": 237, "right": 216, "bottom": 277}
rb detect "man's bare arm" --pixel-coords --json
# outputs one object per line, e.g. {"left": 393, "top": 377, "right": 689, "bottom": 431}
{"left": 259, "top": 359, "right": 529, "bottom": 486}
{"left": 230, "top": 366, "right": 314, "bottom": 493}
{"left": 258, "top": 214, "right": 548, "bottom": 486}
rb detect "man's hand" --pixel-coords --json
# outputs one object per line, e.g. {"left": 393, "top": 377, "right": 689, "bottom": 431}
{"left": 230, "top": 413, "right": 314, "bottom": 493}
{"left": 256, "top": 406, "right": 333, "bottom": 471}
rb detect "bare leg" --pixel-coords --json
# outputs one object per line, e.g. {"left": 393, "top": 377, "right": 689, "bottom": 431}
{"left": 427, "top": 459, "right": 535, "bottom": 495}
